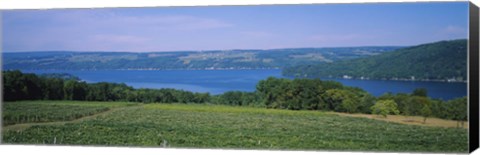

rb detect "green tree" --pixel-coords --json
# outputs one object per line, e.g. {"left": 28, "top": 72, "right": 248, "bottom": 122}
{"left": 321, "top": 89, "right": 360, "bottom": 113}
{"left": 126, "top": 90, "right": 138, "bottom": 102}
{"left": 63, "top": 80, "right": 87, "bottom": 100}
{"left": 429, "top": 99, "right": 448, "bottom": 119}
{"left": 322, "top": 89, "right": 346, "bottom": 111}
{"left": 256, "top": 77, "right": 284, "bottom": 108}
{"left": 357, "top": 93, "right": 376, "bottom": 114}
{"left": 370, "top": 99, "right": 400, "bottom": 118}
{"left": 342, "top": 97, "right": 359, "bottom": 113}
{"left": 447, "top": 97, "right": 467, "bottom": 127}
{"left": 420, "top": 104, "right": 432, "bottom": 124}
{"left": 42, "top": 78, "right": 65, "bottom": 100}
{"left": 3, "top": 70, "right": 22, "bottom": 101}
{"left": 404, "top": 96, "right": 428, "bottom": 116}
{"left": 63, "top": 80, "right": 76, "bottom": 100}
{"left": 193, "top": 92, "right": 211, "bottom": 103}
{"left": 218, "top": 91, "right": 243, "bottom": 106}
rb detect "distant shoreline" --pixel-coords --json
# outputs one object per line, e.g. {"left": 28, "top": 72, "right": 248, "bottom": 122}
{"left": 295, "top": 75, "right": 467, "bottom": 83}
{"left": 325, "top": 77, "right": 468, "bottom": 83}
{"left": 14, "top": 68, "right": 468, "bottom": 84}
{"left": 13, "top": 67, "right": 281, "bottom": 72}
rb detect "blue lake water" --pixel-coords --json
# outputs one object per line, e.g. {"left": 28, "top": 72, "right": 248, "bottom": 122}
{"left": 23, "top": 69, "right": 467, "bottom": 100}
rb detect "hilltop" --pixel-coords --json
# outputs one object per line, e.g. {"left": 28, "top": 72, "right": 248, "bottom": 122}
{"left": 283, "top": 39, "right": 467, "bottom": 82}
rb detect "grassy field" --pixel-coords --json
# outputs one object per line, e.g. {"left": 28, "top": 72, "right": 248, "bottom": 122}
{"left": 2, "top": 101, "right": 137, "bottom": 126}
{"left": 1, "top": 101, "right": 468, "bottom": 153}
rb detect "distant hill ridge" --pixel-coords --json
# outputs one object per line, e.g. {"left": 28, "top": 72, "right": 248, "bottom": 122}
{"left": 282, "top": 39, "right": 467, "bottom": 82}
{"left": 3, "top": 46, "right": 400, "bottom": 70}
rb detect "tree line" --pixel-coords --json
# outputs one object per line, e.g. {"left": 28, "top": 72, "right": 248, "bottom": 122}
{"left": 3, "top": 70, "right": 210, "bottom": 103}
{"left": 215, "top": 77, "right": 466, "bottom": 126}
{"left": 3, "top": 70, "right": 467, "bottom": 126}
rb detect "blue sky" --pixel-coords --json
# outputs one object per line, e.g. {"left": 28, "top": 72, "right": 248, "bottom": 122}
{"left": 2, "top": 2, "right": 468, "bottom": 52}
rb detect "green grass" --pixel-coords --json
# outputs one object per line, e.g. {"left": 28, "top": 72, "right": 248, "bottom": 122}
{"left": 2, "top": 101, "right": 137, "bottom": 126}
{"left": 2, "top": 102, "right": 468, "bottom": 153}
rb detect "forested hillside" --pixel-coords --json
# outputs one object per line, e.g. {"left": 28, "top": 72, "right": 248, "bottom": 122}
{"left": 283, "top": 39, "right": 467, "bottom": 82}
{"left": 3, "top": 47, "right": 399, "bottom": 70}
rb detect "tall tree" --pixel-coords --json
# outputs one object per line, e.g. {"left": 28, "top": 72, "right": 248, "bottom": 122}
{"left": 42, "top": 78, "right": 65, "bottom": 100}
{"left": 420, "top": 103, "right": 432, "bottom": 124}
{"left": 447, "top": 97, "right": 467, "bottom": 128}
{"left": 63, "top": 80, "right": 87, "bottom": 100}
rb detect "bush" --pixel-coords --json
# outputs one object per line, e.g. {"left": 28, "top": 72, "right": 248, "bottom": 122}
{"left": 371, "top": 99, "right": 400, "bottom": 118}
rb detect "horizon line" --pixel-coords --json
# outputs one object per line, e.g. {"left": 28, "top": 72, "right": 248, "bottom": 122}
{"left": 3, "top": 38, "right": 467, "bottom": 53}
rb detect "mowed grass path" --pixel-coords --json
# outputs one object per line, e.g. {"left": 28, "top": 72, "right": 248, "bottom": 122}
{"left": 2, "top": 102, "right": 468, "bottom": 153}
{"left": 330, "top": 112, "right": 469, "bottom": 129}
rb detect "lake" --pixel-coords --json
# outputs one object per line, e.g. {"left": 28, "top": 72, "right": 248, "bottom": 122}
{"left": 23, "top": 69, "right": 467, "bottom": 100}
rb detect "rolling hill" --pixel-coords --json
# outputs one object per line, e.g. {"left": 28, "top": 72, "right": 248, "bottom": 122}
{"left": 282, "top": 39, "right": 467, "bottom": 82}
{"left": 2, "top": 47, "right": 400, "bottom": 70}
